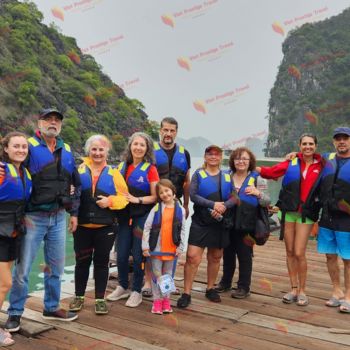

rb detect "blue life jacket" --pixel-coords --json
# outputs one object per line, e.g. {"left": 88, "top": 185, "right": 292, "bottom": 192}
{"left": 0, "top": 163, "right": 32, "bottom": 237}
{"left": 78, "top": 164, "right": 117, "bottom": 225}
{"left": 118, "top": 161, "right": 153, "bottom": 217}
{"left": 153, "top": 143, "right": 189, "bottom": 199}
{"left": 277, "top": 158, "right": 321, "bottom": 221}
{"left": 234, "top": 171, "right": 259, "bottom": 233}
{"left": 193, "top": 169, "right": 233, "bottom": 225}
{"left": 320, "top": 152, "right": 350, "bottom": 217}
{"left": 27, "top": 135, "right": 75, "bottom": 207}
{"left": 149, "top": 201, "right": 183, "bottom": 251}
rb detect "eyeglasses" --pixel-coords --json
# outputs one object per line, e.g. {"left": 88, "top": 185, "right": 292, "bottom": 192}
{"left": 234, "top": 158, "right": 250, "bottom": 162}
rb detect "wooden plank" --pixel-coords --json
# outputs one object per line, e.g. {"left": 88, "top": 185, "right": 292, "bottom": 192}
{"left": 0, "top": 310, "right": 53, "bottom": 337}
{"left": 240, "top": 312, "right": 350, "bottom": 346}
{"left": 230, "top": 323, "right": 350, "bottom": 350}
{"left": 20, "top": 306, "right": 168, "bottom": 350}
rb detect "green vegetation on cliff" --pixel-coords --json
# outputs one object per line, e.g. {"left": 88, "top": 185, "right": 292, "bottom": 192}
{"left": 0, "top": 0, "right": 158, "bottom": 158}
{"left": 265, "top": 7, "right": 350, "bottom": 156}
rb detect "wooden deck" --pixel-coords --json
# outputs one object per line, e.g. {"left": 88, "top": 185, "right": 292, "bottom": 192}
{"left": 2, "top": 235, "right": 350, "bottom": 350}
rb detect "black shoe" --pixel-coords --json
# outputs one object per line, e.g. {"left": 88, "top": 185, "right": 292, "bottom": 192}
{"left": 205, "top": 288, "right": 221, "bottom": 303}
{"left": 232, "top": 288, "right": 250, "bottom": 299}
{"left": 177, "top": 293, "right": 191, "bottom": 308}
{"left": 42, "top": 308, "right": 78, "bottom": 321}
{"left": 4, "top": 315, "right": 21, "bottom": 332}
{"left": 215, "top": 282, "right": 231, "bottom": 293}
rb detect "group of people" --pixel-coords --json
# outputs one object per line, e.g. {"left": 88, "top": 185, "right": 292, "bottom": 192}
{"left": 0, "top": 107, "right": 349, "bottom": 347}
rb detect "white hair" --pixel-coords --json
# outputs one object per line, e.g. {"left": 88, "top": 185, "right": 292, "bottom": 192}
{"left": 84, "top": 134, "right": 112, "bottom": 155}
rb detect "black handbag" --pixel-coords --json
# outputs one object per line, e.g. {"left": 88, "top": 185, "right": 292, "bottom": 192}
{"left": 253, "top": 206, "right": 270, "bottom": 246}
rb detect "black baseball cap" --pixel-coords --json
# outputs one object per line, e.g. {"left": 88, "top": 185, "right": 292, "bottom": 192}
{"left": 333, "top": 127, "right": 350, "bottom": 138}
{"left": 39, "top": 108, "right": 64, "bottom": 120}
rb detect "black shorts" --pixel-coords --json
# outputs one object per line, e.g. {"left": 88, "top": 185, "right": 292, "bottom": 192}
{"left": 0, "top": 236, "right": 20, "bottom": 262}
{"left": 188, "top": 221, "right": 229, "bottom": 249}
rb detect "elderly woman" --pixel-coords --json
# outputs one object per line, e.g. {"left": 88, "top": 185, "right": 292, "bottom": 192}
{"left": 216, "top": 147, "right": 270, "bottom": 299}
{"left": 0, "top": 132, "right": 31, "bottom": 346}
{"left": 107, "top": 132, "right": 159, "bottom": 308}
{"left": 69, "top": 135, "right": 128, "bottom": 315}
{"left": 177, "top": 145, "right": 235, "bottom": 308}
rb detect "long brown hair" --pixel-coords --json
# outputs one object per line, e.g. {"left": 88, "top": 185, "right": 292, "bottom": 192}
{"left": 0, "top": 131, "right": 28, "bottom": 163}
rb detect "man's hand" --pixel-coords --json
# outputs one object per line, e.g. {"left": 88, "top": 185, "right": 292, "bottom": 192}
{"left": 68, "top": 216, "right": 78, "bottom": 233}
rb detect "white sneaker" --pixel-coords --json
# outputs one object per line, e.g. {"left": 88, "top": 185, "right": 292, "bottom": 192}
{"left": 125, "top": 291, "right": 142, "bottom": 307}
{"left": 106, "top": 286, "right": 130, "bottom": 301}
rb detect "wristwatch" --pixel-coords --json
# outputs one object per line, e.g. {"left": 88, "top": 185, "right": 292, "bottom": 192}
{"left": 138, "top": 197, "right": 143, "bottom": 204}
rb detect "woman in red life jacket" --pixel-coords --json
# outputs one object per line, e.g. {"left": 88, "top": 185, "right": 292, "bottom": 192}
{"left": 256, "top": 133, "right": 323, "bottom": 306}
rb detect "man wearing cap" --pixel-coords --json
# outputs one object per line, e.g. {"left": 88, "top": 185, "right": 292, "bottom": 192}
{"left": 5, "top": 108, "right": 80, "bottom": 332}
{"left": 318, "top": 127, "right": 350, "bottom": 312}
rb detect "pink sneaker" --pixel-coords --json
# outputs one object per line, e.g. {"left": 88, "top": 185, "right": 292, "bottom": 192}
{"left": 162, "top": 297, "right": 173, "bottom": 313}
{"left": 151, "top": 299, "right": 163, "bottom": 315}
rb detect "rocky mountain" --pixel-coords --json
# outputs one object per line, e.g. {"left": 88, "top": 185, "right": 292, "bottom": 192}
{"left": 0, "top": 0, "right": 158, "bottom": 158}
{"left": 265, "top": 7, "right": 350, "bottom": 156}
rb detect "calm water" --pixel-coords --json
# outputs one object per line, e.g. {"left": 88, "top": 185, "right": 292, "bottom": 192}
{"left": 28, "top": 156, "right": 281, "bottom": 292}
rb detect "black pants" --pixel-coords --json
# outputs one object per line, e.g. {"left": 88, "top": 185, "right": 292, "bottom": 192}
{"left": 74, "top": 225, "right": 116, "bottom": 299}
{"left": 220, "top": 230, "right": 253, "bottom": 292}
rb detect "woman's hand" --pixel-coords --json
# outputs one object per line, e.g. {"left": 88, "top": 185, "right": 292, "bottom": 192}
{"left": 123, "top": 193, "right": 139, "bottom": 204}
{"left": 285, "top": 152, "right": 297, "bottom": 160}
{"left": 95, "top": 195, "right": 110, "bottom": 208}
{"left": 245, "top": 186, "right": 261, "bottom": 198}
{"left": 143, "top": 249, "right": 150, "bottom": 257}
{"left": 210, "top": 209, "right": 223, "bottom": 220}
{"left": 214, "top": 202, "right": 226, "bottom": 214}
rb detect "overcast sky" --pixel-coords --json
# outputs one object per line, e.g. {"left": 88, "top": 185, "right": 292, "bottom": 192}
{"left": 32, "top": 0, "right": 350, "bottom": 147}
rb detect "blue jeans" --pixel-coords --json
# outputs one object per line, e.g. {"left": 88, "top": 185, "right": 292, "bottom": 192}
{"left": 8, "top": 209, "right": 67, "bottom": 315}
{"left": 116, "top": 215, "right": 147, "bottom": 293}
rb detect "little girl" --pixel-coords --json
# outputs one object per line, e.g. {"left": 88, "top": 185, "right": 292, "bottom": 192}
{"left": 142, "top": 179, "right": 186, "bottom": 314}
